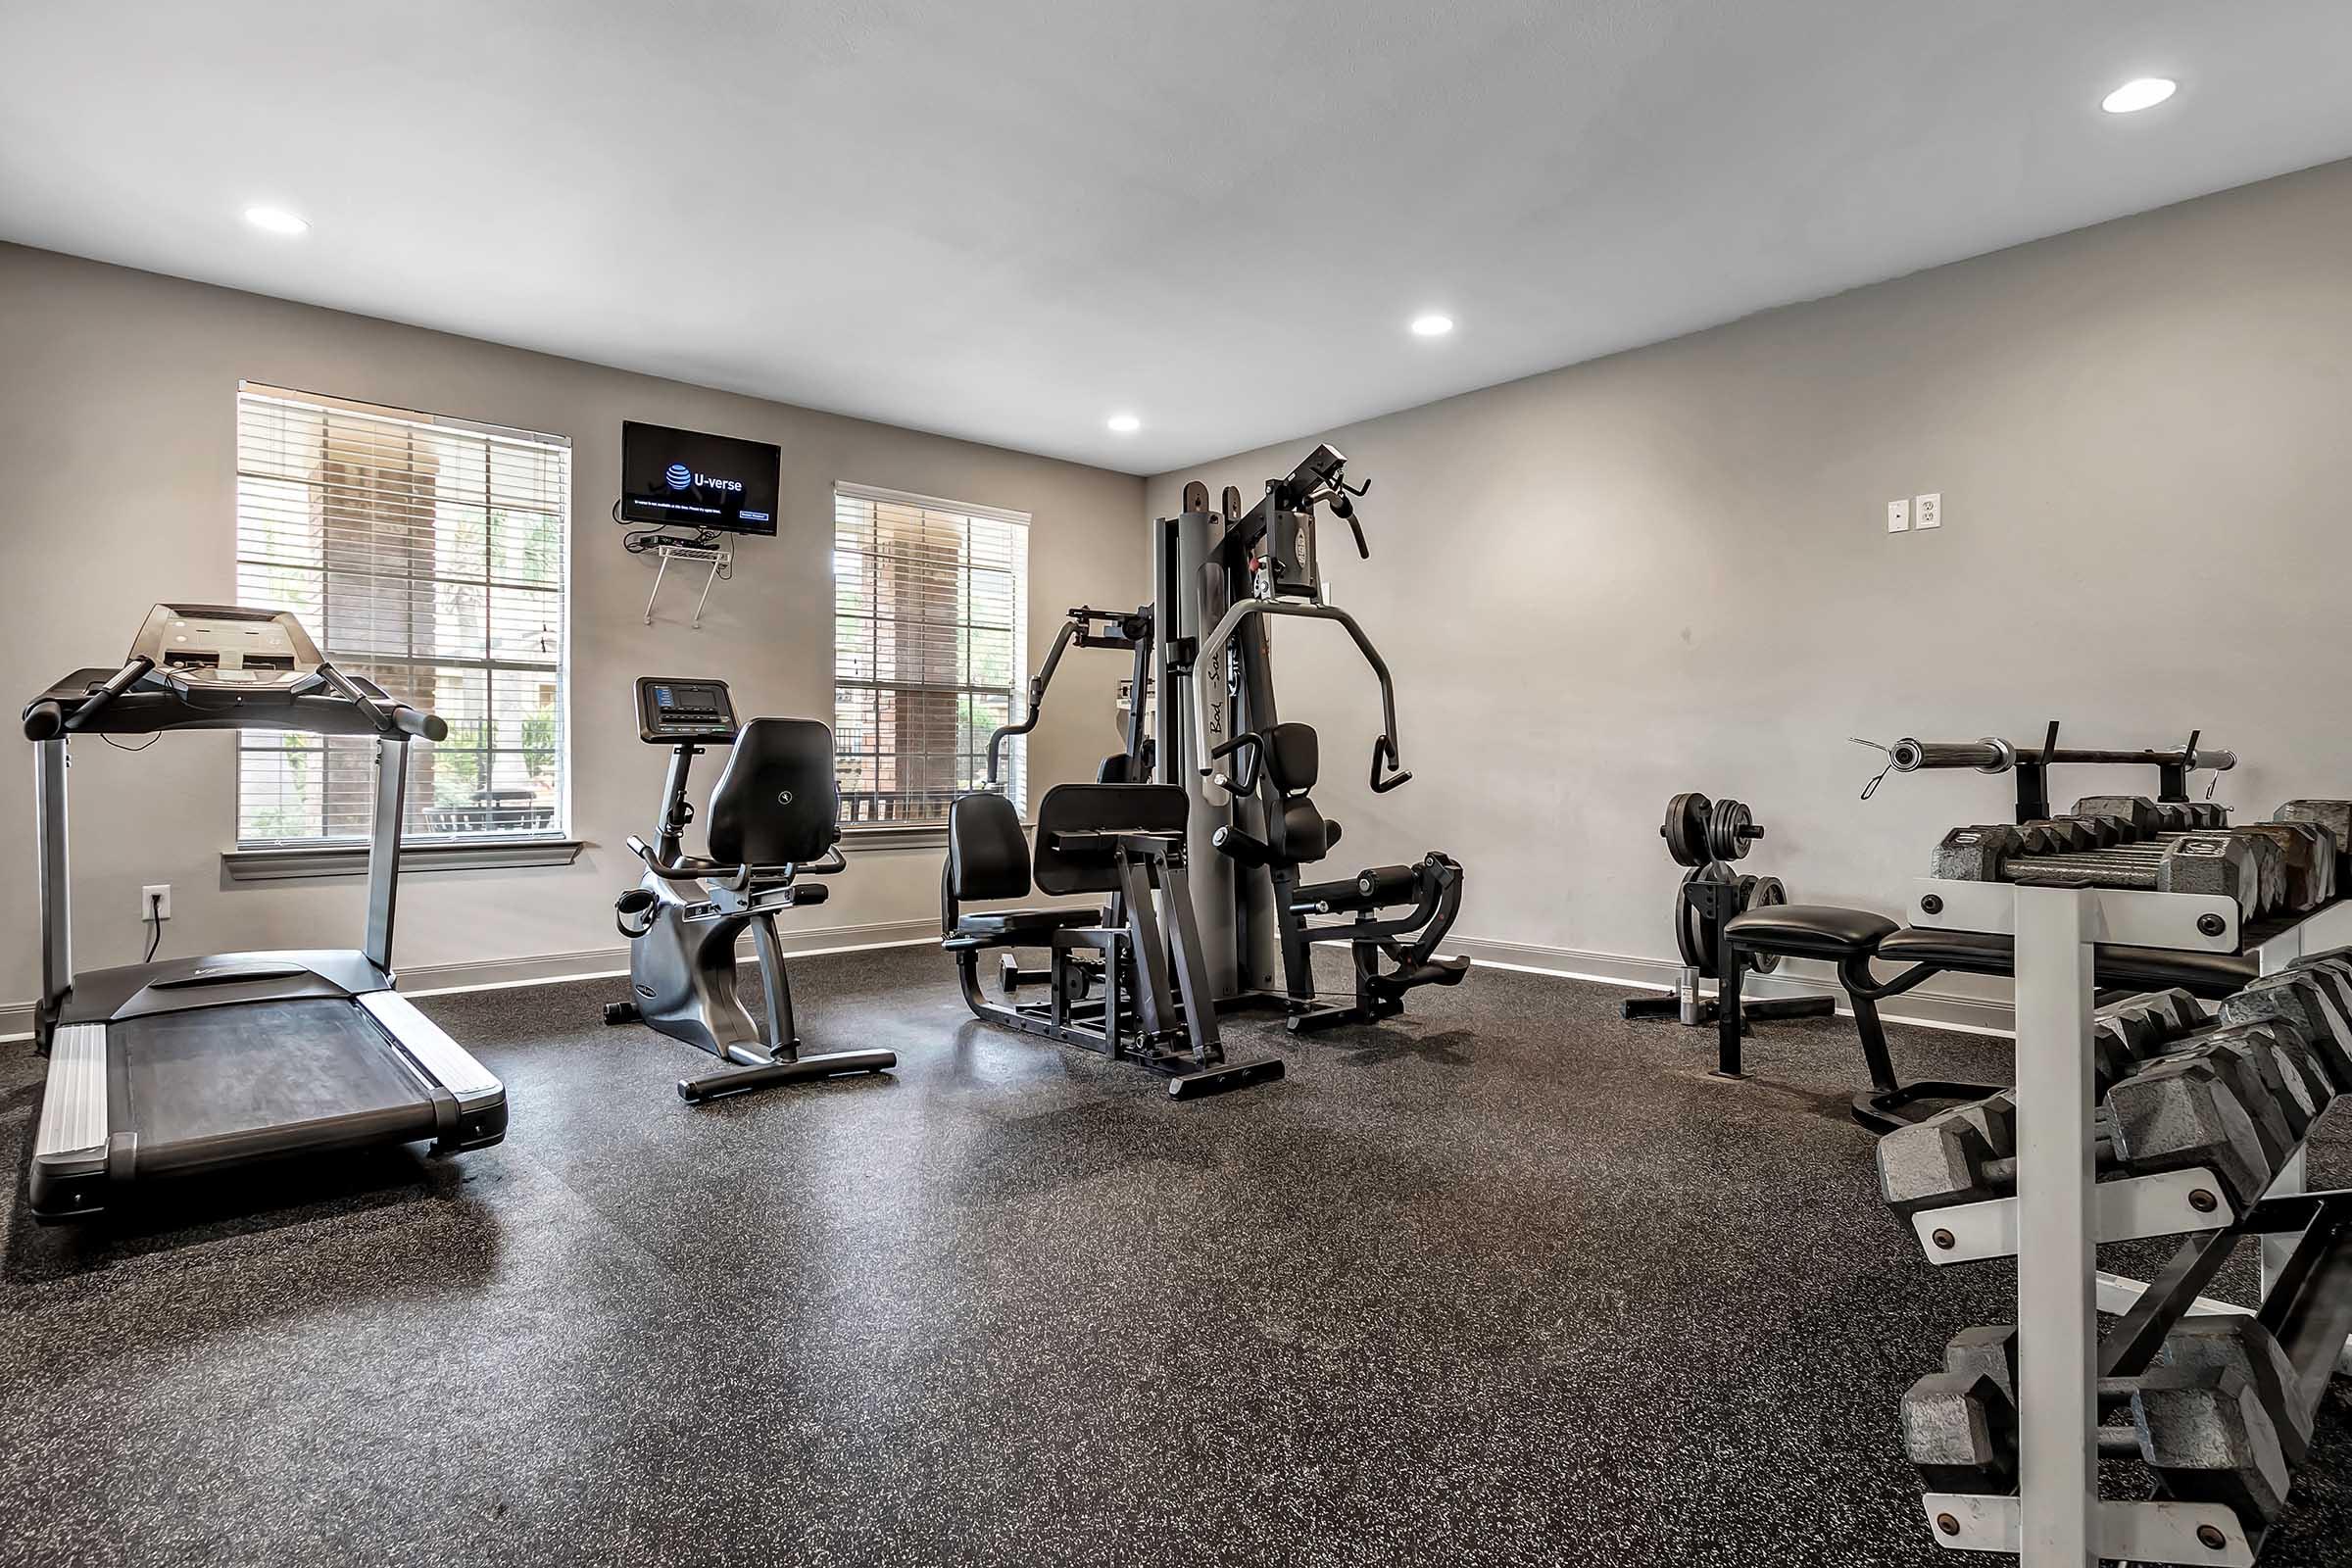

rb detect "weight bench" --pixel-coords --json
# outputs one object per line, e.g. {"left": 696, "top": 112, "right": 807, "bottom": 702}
{"left": 1717, "top": 904, "right": 2261, "bottom": 1133}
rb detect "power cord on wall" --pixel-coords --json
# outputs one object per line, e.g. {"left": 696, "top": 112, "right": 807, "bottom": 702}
{"left": 142, "top": 889, "right": 164, "bottom": 963}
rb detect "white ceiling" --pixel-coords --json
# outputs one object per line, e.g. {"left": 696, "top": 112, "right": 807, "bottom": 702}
{"left": 6, "top": 3, "right": 2352, "bottom": 475}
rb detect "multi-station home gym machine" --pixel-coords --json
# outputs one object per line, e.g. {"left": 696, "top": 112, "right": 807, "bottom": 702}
{"left": 942, "top": 604, "right": 1285, "bottom": 1098}
{"left": 942, "top": 444, "right": 1468, "bottom": 1095}
{"left": 1152, "top": 445, "right": 1468, "bottom": 1032}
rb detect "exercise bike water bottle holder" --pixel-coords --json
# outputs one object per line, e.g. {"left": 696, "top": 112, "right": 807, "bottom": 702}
{"left": 613, "top": 886, "right": 660, "bottom": 939}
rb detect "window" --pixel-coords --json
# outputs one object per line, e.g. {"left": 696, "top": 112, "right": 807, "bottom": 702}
{"left": 233, "top": 383, "right": 570, "bottom": 848}
{"left": 832, "top": 483, "right": 1029, "bottom": 826}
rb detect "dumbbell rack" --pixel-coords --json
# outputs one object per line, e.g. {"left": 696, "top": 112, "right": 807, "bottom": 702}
{"left": 1902, "top": 878, "right": 2352, "bottom": 1566}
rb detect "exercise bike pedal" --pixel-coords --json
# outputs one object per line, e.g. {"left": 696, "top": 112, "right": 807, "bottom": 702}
{"left": 603, "top": 1000, "right": 641, "bottom": 1026}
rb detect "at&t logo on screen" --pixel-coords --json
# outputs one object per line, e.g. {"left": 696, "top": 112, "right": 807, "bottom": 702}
{"left": 663, "top": 461, "right": 744, "bottom": 494}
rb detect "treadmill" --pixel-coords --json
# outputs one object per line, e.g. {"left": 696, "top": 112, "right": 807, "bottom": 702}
{"left": 22, "top": 603, "right": 509, "bottom": 1221}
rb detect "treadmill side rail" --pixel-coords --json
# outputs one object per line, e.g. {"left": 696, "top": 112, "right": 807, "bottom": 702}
{"left": 30, "top": 1023, "right": 110, "bottom": 1219}
{"left": 362, "top": 991, "right": 510, "bottom": 1149}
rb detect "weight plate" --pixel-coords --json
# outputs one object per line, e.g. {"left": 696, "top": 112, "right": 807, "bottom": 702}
{"left": 1675, "top": 865, "right": 1705, "bottom": 966}
{"left": 1663, "top": 792, "right": 1712, "bottom": 867}
{"left": 1708, "top": 798, "right": 1755, "bottom": 863}
{"left": 1680, "top": 860, "right": 1737, "bottom": 977}
{"left": 1744, "top": 876, "right": 1787, "bottom": 973}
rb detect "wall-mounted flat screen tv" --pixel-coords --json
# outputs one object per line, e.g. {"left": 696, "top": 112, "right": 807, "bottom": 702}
{"left": 618, "top": 421, "right": 781, "bottom": 534}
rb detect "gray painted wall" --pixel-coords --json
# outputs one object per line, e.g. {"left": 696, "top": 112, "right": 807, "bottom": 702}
{"left": 1144, "top": 159, "right": 2352, "bottom": 1004}
{"left": 0, "top": 243, "right": 1143, "bottom": 1018}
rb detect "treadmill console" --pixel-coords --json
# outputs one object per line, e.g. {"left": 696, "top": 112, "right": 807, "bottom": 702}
{"left": 132, "top": 604, "right": 324, "bottom": 697}
{"left": 636, "top": 676, "right": 738, "bottom": 744}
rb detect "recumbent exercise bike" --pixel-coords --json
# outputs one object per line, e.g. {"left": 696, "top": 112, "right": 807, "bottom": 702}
{"left": 605, "top": 676, "right": 895, "bottom": 1101}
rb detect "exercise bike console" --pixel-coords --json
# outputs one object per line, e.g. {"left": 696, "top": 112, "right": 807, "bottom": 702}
{"left": 636, "top": 676, "right": 738, "bottom": 743}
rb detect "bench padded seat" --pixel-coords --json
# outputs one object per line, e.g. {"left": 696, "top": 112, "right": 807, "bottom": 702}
{"left": 950, "top": 908, "right": 1101, "bottom": 940}
{"left": 1724, "top": 904, "right": 1898, "bottom": 959}
{"left": 1874, "top": 926, "right": 2256, "bottom": 997}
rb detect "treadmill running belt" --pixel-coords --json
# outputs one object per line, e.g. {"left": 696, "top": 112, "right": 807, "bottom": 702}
{"left": 115, "top": 997, "right": 440, "bottom": 1169}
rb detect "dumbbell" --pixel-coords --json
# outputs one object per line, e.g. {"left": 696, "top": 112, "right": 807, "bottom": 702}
{"left": 1905, "top": 1323, "right": 2294, "bottom": 1523}
{"left": 1877, "top": 1058, "right": 2274, "bottom": 1217}
{"left": 1931, "top": 825, "right": 2268, "bottom": 919}
{"left": 2165, "top": 1021, "right": 2337, "bottom": 1141}
{"left": 2091, "top": 988, "right": 2210, "bottom": 1087}
{"left": 2277, "top": 800, "right": 2352, "bottom": 883}
{"left": 2078, "top": 795, "right": 2167, "bottom": 837}
{"left": 2104, "top": 1053, "right": 2279, "bottom": 1210}
{"left": 2149, "top": 1033, "right": 2304, "bottom": 1172}
{"left": 2011, "top": 830, "right": 2289, "bottom": 914}
{"left": 2220, "top": 966, "right": 2352, "bottom": 1091}
{"left": 2287, "top": 948, "right": 2352, "bottom": 1029}
{"left": 2079, "top": 794, "right": 2232, "bottom": 835}
{"left": 2227, "top": 821, "right": 2333, "bottom": 911}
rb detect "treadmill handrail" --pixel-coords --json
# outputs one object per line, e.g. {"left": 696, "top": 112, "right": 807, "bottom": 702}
{"left": 24, "top": 661, "right": 447, "bottom": 742}
{"left": 24, "top": 658, "right": 153, "bottom": 740}
{"left": 317, "top": 660, "right": 449, "bottom": 741}
{"left": 1189, "top": 599, "right": 1408, "bottom": 799}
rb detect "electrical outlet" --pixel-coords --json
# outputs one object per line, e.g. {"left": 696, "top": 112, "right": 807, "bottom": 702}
{"left": 1914, "top": 493, "right": 1941, "bottom": 529}
{"left": 142, "top": 884, "right": 171, "bottom": 921}
{"left": 1886, "top": 499, "right": 1911, "bottom": 533}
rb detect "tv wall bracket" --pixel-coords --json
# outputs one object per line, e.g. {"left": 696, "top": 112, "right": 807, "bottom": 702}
{"left": 642, "top": 540, "right": 731, "bottom": 629}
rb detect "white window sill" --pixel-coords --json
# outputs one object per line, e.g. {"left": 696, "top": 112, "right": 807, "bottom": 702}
{"left": 841, "top": 819, "right": 1034, "bottom": 852}
{"left": 223, "top": 839, "right": 585, "bottom": 881}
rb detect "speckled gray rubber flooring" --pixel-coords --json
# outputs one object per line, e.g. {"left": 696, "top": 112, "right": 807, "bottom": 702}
{"left": 2, "top": 948, "right": 2347, "bottom": 1567}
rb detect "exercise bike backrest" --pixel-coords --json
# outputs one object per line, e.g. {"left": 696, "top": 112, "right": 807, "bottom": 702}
{"left": 707, "top": 718, "right": 840, "bottom": 866}
{"left": 628, "top": 717, "right": 847, "bottom": 893}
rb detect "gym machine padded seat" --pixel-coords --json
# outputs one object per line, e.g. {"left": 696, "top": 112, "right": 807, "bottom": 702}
{"left": 1723, "top": 905, "right": 1897, "bottom": 960}
{"left": 1717, "top": 902, "right": 2261, "bottom": 1132}
{"left": 1724, "top": 906, "right": 2260, "bottom": 998}
{"left": 1870, "top": 926, "right": 2258, "bottom": 996}
{"left": 941, "top": 792, "right": 1104, "bottom": 947}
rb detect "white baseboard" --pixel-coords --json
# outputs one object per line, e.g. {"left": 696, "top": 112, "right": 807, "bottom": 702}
{"left": 1, "top": 922, "right": 2018, "bottom": 1044}
{"left": 1447, "top": 935, "right": 2020, "bottom": 1039}
{"left": 0, "top": 918, "right": 944, "bottom": 1040}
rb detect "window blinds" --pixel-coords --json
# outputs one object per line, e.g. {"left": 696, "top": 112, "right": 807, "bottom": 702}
{"left": 832, "top": 484, "right": 1029, "bottom": 825}
{"left": 234, "top": 383, "right": 571, "bottom": 846}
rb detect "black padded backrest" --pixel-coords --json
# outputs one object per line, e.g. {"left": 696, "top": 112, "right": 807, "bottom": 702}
{"left": 1258, "top": 721, "right": 1331, "bottom": 866}
{"left": 1033, "top": 783, "right": 1189, "bottom": 896}
{"left": 1262, "top": 722, "right": 1319, "bottom": 795}
{"left": 705, "top": 717, "right": 840, "bottom": 866}
{"left": 949, "top": 791, "right": 1032, "bottom": 902}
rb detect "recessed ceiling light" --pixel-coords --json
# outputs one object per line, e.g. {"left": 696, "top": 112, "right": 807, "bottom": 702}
{"left": 2101, "top": 77, "right": 2177, "bottom": 114}
{"left": 243, "top": 206, "right": 311, "bottom": 235}
{"left": 1409, "top": 313, "right": 1454, "bottom": 337}
{"left": 1106, "top": 413, "right": 1141, "bottom": 434}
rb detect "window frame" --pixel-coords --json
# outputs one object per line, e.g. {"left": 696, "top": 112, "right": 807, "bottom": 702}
{"left": 830, "top": 480, "right": 1031, "bottom": 836}
{"left": 231, "top": 381, "right": 574, "bottom": 855}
